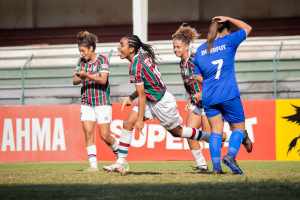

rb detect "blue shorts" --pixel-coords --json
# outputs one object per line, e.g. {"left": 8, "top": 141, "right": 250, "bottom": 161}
{"left": 204, "top": 96, "right": 245, "bottom": 123}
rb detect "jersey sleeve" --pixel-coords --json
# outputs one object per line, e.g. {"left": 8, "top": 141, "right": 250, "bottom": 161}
{"left": 99, "top": 55, "right": 110, "bottom": 73}
{"left": 130, "top": 55, "right": 143, "bottom": 85}
{"left": 227, "top": 29, "right": 247, "bottom": 48}
{"left": 192, "top": 80, "right": 201, "bottom": 93}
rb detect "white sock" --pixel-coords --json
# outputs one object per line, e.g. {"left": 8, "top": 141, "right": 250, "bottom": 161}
{"left": 118, "top": 129, "right": 132, "bottom": 160}
{"left": 191, "top": 149, "right": 207, "bottom": 167}
{"left": 87, "top": 145, "right": 98, "bottom": 169}
{"left": 182, "top": 127, "right": 202, "bottom": 140}
{"left": 117, "top": 157, "right": 127, "bottom": 164}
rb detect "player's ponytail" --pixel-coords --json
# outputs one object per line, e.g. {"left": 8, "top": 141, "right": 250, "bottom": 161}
{"left": 207, "top": 21, "right": 218, "bottom": 53}
{"left": 207, "top": 20, "right": 231, "bottom": 53}
{"left": 172, "top": 23, "right": 200, "bottom": 45}
{"left": 126, "top": 35, "right": 157, "bottom": 64}
{"left": 77, "top": 30, "right": 98, "bottom": 51}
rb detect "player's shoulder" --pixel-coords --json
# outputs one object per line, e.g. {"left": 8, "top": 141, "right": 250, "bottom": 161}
{"left": 97, "top": 53, "right": 109, "bottom": 64}
{"left": 223, "top": 29, "right": 247, "bottom": 44}
{"left": 195, "top": 41, "right": 208, "bottom": 57}
{"left": 197, "top": 41, "right": 207, "bottom": 51}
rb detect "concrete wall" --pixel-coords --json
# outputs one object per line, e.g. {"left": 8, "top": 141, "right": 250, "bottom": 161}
{"left": 198, "top": 0, "right": 300, "bottom": 19}
{"left": 0, "top": 0, "right": 300, "bottom": 29}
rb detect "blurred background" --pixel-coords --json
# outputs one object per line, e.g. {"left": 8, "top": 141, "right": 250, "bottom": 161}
{"left": 0, "top": 0, "right": 300, "bottom": 105}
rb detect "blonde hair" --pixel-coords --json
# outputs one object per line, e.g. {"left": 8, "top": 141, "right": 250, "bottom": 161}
{"left": 172, "top": 23, "right": 200, "bottom": 45}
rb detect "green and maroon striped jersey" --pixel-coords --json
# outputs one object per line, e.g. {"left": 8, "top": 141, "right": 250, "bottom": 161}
{"left": 75, "top": 54, "right": 111, "bottom": 106}
{"left": 179, "top": 55, "right": 202, "bottom": 103}
{"left": 129, "top": 52, "right": 166, "bottom": 102}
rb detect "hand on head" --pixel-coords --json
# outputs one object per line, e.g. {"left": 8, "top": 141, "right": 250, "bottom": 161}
{"left": 212, "top": 16, "right": 229, "bottom": 23}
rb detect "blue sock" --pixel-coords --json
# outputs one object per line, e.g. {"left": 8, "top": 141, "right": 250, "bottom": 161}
{"left": 209, "top": 133, "right": 223, "bottom": 172}
{"left": 227, "top": 129, "right": 245, "bottom": 159}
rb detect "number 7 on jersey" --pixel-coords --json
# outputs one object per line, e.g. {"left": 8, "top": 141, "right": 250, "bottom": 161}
{"left": 212, "top": 59, "right": 224, "bottom": 80}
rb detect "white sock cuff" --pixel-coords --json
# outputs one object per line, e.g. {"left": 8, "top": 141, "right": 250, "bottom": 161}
{"left": 87, "top": 145, "right": 97, "bottom": 155}
{"left": 182, "top": 127, "right": 193, "bottom": 138}
{"left": 120, "top": 129, "right": 132, "bottom": 144}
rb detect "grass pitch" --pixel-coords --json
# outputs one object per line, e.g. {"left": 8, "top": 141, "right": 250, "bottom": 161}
{"left": 0, "top": 161, "right": 300, "bottom": 200}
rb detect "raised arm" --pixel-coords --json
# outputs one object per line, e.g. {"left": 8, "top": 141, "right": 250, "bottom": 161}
{"left": 213, "top": 16, "right": 252, "bottom": 36}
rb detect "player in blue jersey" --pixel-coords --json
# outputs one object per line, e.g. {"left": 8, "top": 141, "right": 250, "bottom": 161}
{"left": 193, "top": 16, "right": 253, "bottom": 174}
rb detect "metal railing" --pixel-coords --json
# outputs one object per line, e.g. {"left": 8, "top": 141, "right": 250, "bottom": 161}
{"left": 20, "top": 54, "right": 33, "bottom": 104}
{"left": 19, "top": 50, "right": 114, "bottom": 105}
{"left": 272, "top": 42, "right": 283, "bottom": 99}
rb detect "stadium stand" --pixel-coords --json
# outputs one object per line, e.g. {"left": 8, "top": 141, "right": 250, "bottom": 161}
{"left": 0, "top": 35, "right": 299, "bottom": 104}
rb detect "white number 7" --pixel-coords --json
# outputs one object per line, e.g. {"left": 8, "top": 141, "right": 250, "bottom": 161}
{"left": 212, "top": 59, "right": 224, "bottom": 80}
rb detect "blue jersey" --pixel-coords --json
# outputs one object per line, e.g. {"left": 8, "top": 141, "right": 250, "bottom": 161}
{"left": 193, "top": 29, "right": 246, "bottom": 106}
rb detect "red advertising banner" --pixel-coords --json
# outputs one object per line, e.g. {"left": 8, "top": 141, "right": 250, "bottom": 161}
{"left": 0, "top": 100, "right": 275, "bottom": 163}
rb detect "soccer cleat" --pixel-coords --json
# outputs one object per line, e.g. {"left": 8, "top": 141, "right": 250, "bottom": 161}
{"left": 103, "top": 162, "right": 130, "bottom": 175}
{"left": 81, "top": 167, "right": 99, "bottom": 172}
{"left": 242, "top": 130, "right": 253, "bottom": 153}
{"left": 222, "top": 155, "right": 243, "bottom": 175}
{"left": 103, "top": 163, "right": 119, "bottom": 172}
{"left": 193, "top": 165, "right": 209, "bottom": 173}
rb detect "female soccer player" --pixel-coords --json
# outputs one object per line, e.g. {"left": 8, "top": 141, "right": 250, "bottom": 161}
{"left": 193, "top": 16, "right": 253, "bottom": 174}
{"left": 172, "top": 24, "right": 211, "bottom": 171}
{"left": 73, "top": 31, "right": 118, "bottom": 171}
{"left": 103, "top": 35, "right": 210, "bottom": 174}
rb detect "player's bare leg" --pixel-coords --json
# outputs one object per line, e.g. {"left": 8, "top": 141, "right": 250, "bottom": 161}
{"left": 103, "top": 110, "right": 138, "bottom": 175}
{"left": 98, "top": 123, "right": 118, "bottom": 155}
{"left": 82, "top": 121, "right": 99, "bottom": 171}
{"left": 187, "top": 111, "right": 208, "bottom": 172}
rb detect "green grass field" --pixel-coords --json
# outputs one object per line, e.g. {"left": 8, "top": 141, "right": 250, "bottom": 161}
{"left": 0, "top": 161, "right": 300, "bottom": 200}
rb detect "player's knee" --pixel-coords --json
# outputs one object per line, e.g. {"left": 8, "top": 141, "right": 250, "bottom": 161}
{"left": 169, "top": 126, "right": 182, "bottom": 137}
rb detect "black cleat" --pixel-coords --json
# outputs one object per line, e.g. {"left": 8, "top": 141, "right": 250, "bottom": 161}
{"left": 242, "top": 130, "right": 253, "bottom": 153}
{"left": 222, "top": 155, "right": 243, "bottom": 175}
{"left": 193, "top": 165, "right": 209, "bottom": 173}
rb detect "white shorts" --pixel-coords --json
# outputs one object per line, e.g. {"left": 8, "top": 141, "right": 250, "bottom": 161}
{"left": 80, "top": 105, "right": 112, "bottom": 124}
{"left": 133, "top": 91, "right": 182, "bottom": 130}
{"left": 188, "top": 103, "right": 206, "bottom": 116}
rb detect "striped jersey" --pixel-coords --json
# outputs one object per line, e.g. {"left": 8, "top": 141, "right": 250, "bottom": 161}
{"left": 75, "top": 54, "right": 111, "bottom": 106}
{"left": 129, "top": 51, "right": 166, "bottom": 102}
{"left": 179, "top": 55, "right": 202, "bottom": 104}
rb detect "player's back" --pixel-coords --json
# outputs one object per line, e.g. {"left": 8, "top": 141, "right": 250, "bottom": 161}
{"left": 194, "top": 29, "right": 246, "bottom": 106}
